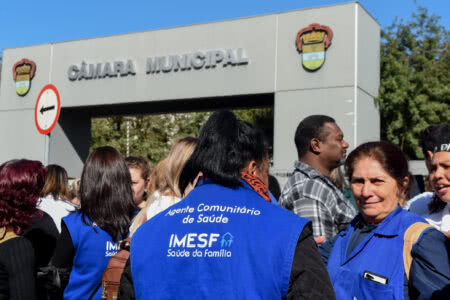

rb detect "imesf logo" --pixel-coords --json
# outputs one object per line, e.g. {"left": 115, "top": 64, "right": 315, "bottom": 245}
{"left": 220, "top": 232, "right": 233, "bottom": 247}
{"left": 169, "top": 233, "right": 220, "bottom": 248}
{"left": 105, "top": 241, "right": 120, "bottom": 257}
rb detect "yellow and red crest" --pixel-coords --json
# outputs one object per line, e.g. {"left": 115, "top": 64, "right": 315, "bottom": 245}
{"left": 296, "top": 23, "right": 333, "bottom": 71}
{"left": 13, "top": 58, "right": 36, "bottom": 96}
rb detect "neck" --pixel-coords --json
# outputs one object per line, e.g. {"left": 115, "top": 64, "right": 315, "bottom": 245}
{"left": 300, "top": 156, "right": 331, "bottom": 177}
{"left": 363, "top": 216, "right": 383, "bottom": 225}
{"left": 0, "top": 226, "right": 16, "bottom": 241}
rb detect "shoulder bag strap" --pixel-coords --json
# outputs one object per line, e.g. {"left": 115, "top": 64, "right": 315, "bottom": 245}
{"left": 403, "top": 222, "right": 433, "bottom": 280}
{"left": 87, "top": 237, "right": 131, "bottom": 300}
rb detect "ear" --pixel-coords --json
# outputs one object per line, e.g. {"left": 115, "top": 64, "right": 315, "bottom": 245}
{"left": 426, "top": 150, "right": 434, "bottom": 161}
{"left": 246, "top": 160, "right": 259, "bottom": 176}
{"left": 310, "top": 138, "right": 322, "bottom": 153}
{"left": 399, "top": 176, "right": 410, "bottom": 196}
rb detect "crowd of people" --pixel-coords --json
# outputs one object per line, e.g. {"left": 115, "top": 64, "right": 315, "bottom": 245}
{"left": 0, "top": 110, "right": 448, "bottom": 300}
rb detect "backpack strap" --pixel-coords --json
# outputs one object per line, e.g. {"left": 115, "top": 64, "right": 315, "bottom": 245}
{"left": 403, "top": 222, "right": 433, "bottom": 280}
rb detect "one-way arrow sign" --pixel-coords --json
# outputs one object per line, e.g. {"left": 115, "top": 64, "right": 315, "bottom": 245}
{"left": 35, "top": 84, "right": 61, "bottom": 135}
{"left": 40, "top": 105, "right": 55, "bottom": 115}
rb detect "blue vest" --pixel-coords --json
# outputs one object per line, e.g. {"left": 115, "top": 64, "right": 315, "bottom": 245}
{"left": 327, "top": 206, "right": 427, "bottom": 300}
{"left": 63, "top": 212, "right": 119, "bottom": 300}
{"left": 131, "top": 180, "right": 309, "bottom": 299}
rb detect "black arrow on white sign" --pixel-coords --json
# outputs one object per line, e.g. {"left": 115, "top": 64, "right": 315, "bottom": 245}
{"left": 40, "top": 105, "right": 55, "bottom": 115}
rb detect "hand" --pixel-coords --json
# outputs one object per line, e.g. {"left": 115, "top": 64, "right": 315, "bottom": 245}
{"left": 183, "top": 172, "right": 203, "bottom": 197}
{"left": 314, "top": 236, "right": 326, "bottom": 245}
{"left": 445, "top": 231, "right": 450, "bottom": 239}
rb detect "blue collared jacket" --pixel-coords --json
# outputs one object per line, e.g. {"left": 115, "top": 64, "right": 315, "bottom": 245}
{"left": 325, "top": 206, "right": 450, "bottom": 300}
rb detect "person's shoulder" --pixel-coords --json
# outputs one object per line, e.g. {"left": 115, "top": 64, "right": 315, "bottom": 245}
{"left": 40, "top": 194, "right": 54, "bottom": 202}
{"left": 301, "top": 177, "right": 332, "bottom": 199}
{"left": 271, "top": 202, "right": 311, "bottom": 223}
{"left": 0, "top": 236, "right": 34, "bottom": 254}
{"left": 413, "top": 227, "right": 448, "bottom": 259}
{"left": 63, "top": 211, "right": 82, "bottom": 223}
{"left": 407, "top": 192, "right": 434, "bottom": 214}
{"left": 56, "top": 198, "right": 78, "bottom": 210}
{"left": 26, "top": 209, "right": 59, "bottom": 237}
{"left": 280, "top": 174, "right": 305, "bottom": 201}
{"left": 285, "top": 162, "right": 311, "bottom": 183}
{"left": 398, "top": 208, "right": 428, "bottom": 225}
{"left": 0, "top": 237, "right": 35, "bottom": 270}
{"left": 146, "top": 195, "right": 181, "bottom": 220}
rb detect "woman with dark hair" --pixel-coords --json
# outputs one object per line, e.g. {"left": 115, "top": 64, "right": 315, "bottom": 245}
{"left": 52, "top": 146, "right": 136, "bottom": 300}
{"left": 320, "top": 141, "right": 449, "bottom": 299}
{"left": 0, "top": 159, "right": 46, "bottom": 300}
{"left": 38, "top": 164, "right": 76, "bottom": 232}
{"left": 120, "top": 111, "right": 335, "bottom": 299}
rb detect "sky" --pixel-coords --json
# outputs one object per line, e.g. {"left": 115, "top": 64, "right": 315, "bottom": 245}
{"left": 0, "top": 0, "right": 449, "bottom": 54}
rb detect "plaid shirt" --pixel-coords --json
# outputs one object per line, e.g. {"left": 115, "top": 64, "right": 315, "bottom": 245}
{"left": 280, "top": 161, "right": 357, "bottom": 240}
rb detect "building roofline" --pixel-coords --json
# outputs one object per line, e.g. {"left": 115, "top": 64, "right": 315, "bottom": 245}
{"left": 3, "top": 1, "right": 377, "bottom": 52}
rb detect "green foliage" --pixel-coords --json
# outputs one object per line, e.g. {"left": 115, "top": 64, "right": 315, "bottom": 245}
{"left": 233, "top": 107, "right": 274, "bottom": 156}
{"left": 91, "top": 108, "right": 274, "bottom": 166}
{"left": 91, "top": 112, "right": 211, "bottom": 166}
{"left": 377, "top": 7, "right": 449, "bottom": 159}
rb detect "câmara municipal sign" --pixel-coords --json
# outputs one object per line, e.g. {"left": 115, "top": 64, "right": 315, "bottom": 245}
{"left": 68, "top": 48, "right": 249, "bottom": 81}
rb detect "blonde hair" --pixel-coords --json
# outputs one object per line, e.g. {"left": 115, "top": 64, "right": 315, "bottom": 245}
{"left": 70, "top": 177, "right": 81, "bottom": 199}
{"left": 146, "top": 159, "right": 168, "bottom": 202}
{"left": 329, "top": 167, "right": 347, "bottom": 190}
{"left": 160, "top": 137, "right": 197, "bottom": 198}
{"left": 129, "top": 137, "right": 197, "bottom": 237}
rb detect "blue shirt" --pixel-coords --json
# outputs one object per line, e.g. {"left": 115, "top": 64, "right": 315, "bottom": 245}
{"left": 131, "top": 179, "right": 310, "bottom": 299}
{"left": 321, "top": 207, "right": 450, "bottom": 300}
{"left": 63, "top": 212, "right": 120, "bottom": 300}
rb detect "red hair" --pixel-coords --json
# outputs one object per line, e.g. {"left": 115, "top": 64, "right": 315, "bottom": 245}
{"left": 0, "top": 159, "right": 46, "bottom": 235}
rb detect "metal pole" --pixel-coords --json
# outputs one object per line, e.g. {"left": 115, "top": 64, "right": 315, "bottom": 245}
{"left": 126, "top": 120, "right": 130, "bottom": 157}
{"left": 44, "top": 133, "right": 50, "bottom": 165}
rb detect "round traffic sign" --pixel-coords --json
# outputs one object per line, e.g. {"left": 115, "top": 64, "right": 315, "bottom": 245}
{"left": 35, "top": 84, "right": 61, "bottom": 135}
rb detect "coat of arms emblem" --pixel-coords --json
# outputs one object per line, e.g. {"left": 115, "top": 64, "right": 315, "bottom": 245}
{"left": 296, "top": 23, "right": 333, "bottom": 71}
{"left": 13, "top": 59, "right": 36, "bottom": 96}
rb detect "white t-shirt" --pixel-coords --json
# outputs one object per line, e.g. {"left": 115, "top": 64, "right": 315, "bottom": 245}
{"left": 38, "top": 195, "right": 77, "bottom": 232}
{"left": 146, "top": 193, "right": 180, "bottom": 221}
{"left": 440, "top": 203, "right": 450, "bottom": 233}
{"left": 407, "top": 192, "right": 450, "bottom": 233}
{"left": 404, "top": 192, "right": 434, "bottom": 210}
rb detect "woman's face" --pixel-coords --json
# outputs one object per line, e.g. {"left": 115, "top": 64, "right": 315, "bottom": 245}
{"left": 430, "top": 151, "right": 450, "bottom": 202}
{"left": 129, "top": 167, "right": 146, "bottom": 206}
{"left": 351, "top": 157, "right": 407, "bottom": 224}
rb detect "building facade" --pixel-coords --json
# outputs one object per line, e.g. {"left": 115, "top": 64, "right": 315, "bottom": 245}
{"left": 0, "top": 2, "right": 379, "bottom": 177}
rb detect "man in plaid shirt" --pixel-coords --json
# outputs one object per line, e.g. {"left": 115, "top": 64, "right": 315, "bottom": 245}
{"left": 280, "top": 115, "right": 357, "bottom": 241}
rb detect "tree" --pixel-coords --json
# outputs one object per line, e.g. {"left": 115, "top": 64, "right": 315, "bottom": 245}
{"left": 91, "top": 108, "right": 274, "bottom": 166}
{"left": 377, "top": 7, "right": 449, "bottom": 159}
{"left": 91, "top": 112, "right": 211, "bottom": 166}
{"left": 233, "top": 107, "right": 274, "bottom": 157}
